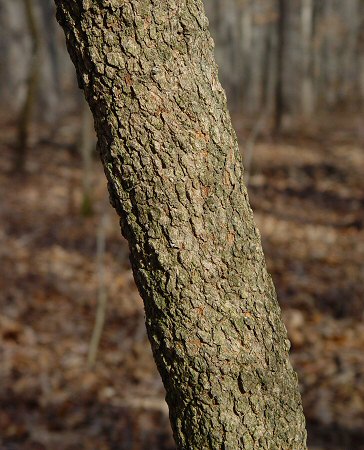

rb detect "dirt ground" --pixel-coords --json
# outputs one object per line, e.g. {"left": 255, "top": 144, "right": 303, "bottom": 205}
{"left": 0, "top": 114, "right": 363, "bottom": 449}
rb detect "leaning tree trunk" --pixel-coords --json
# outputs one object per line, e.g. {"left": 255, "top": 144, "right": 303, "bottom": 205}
{"left": 54, "top": 1, "right": 307, "bottom": 448}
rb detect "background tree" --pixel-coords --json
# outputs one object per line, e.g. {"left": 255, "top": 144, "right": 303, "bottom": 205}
{"left": 14, "top": 0, "right": 40, "bottom": 172}
{"left": 274, "top": 0, "right": 286, "bottom": 134}
{"left": 2, "top": 0, "right": 364, "bottom": 136}
{"left": 54, "top": 1, "right": 306, "bottom": 448}
{"left": 301, "top": 0, "right": 314, "bottom": 119}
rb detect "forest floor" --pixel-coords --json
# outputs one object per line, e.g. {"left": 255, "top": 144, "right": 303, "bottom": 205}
{"left": 0, "top": 114, "right": 364, "bottom": 450}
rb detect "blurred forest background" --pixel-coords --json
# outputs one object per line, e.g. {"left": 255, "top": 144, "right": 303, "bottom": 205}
{"left": 0, "top": 0, "right": 364, "bottom": 449}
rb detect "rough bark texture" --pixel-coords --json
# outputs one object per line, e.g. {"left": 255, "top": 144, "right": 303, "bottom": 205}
{"left": 54, "top": 1, "right": 307, "bottom": 448}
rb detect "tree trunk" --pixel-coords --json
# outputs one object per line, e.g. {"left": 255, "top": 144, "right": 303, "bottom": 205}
{"left": 301, "top": 0, "right": 314, "bottom": 118}
{"left": 274, "top": 0, "right": 286, "bottom": 134}
{"left": 0, "top": 1, "right": 29, "bottom": 113}
{"left": 54, "top": 1, "right": 307, "bottom": 448}
{"left": 15, "top": 0, "right": 41, "bottom": 172}
{"left": 357, "top": 8, "right": 364, "bottom": 105}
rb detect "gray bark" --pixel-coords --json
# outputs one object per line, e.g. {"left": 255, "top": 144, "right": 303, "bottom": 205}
{"left": 54, "top": 1, "right": 307, "bottom": 448}
{"left": 0, "top": 0, "right": 30, "bottom": 113}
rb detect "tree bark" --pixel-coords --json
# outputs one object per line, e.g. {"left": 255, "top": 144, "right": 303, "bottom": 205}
{"left": 54, "top": 1, "right": 307, "bottom": 448}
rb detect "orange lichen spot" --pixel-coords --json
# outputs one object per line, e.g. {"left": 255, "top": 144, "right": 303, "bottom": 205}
{"left": 186, "top": 338, "right": 202, "bottom": 356}
{"left": 157, "top": 106, "right": 166, "bottom": 116}
{"left": 195, "top": 130, "right": 210, "bottom": 143}
{"left": 201, "top": 149, "right": 209, "bottom": 159}
{"left": 227, "top": 232, "right": 235, "bottom": 246}
{"left": 201, "top": 185, "right": 210, "bottom": 198}
{"left": 143, "top": 16, "right": 152, "bottom": 27}
{"left": 195, "top": 306, "right": 205, "bottom": 316}
{"left": 125, "top": 73, "right": 133, "bottom": 86}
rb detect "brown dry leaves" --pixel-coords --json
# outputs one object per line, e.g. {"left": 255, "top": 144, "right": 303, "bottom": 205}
{"left": 1, "top": 115, "right": 364, "bottom": 449}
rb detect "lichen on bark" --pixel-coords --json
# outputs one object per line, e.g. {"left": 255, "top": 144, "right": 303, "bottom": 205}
{"left": 54, "top": 1, "right": 307, "bottom": 448}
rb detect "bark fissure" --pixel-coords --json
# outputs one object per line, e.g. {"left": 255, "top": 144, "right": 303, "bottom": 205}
{"left": 54, "top": 1, "right": 307, "bottom": 448}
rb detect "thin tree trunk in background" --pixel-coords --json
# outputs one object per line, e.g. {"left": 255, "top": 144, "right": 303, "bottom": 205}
{"left": 312, "top": 0, "right": 322, "bottom": 110}
{"left": 261, "top": 12, "right": 278, "bottom": 119}
{"left": 342, "top": 0, "right": 359, "bottom": 101}
{"left": 38, "top": 0, "right": 61, "bottom": 125}
{"left": 249, "top": 6, "right": 267, "bottom": 116}
{"left": 207, "top": 0, "right": 242, "bottom": 111}
{"left": 301, "top": 0, "right": 314, "bottom": 118}
{"left": 0, "top": 2, "right": 28, "bottom": 113}
{"left": 261, "top": 22, "right": 271, "bottom": 112}
{"left": 357, "top": 6, "right": 364, "bottom": 105}
{"left": 14, "top": 0, "right": 41, "bottom": 172}
{"left": 240, "top": 0, "right": 253, "bottom": 111}
{"left": 54, "top": 1, "right": 307, "bottom": 448}
{"left": 324, "top": 0, "right": 338, "bottom": 107}
{"left": 274, "top": 0, "right": 286, "bottom": 134}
